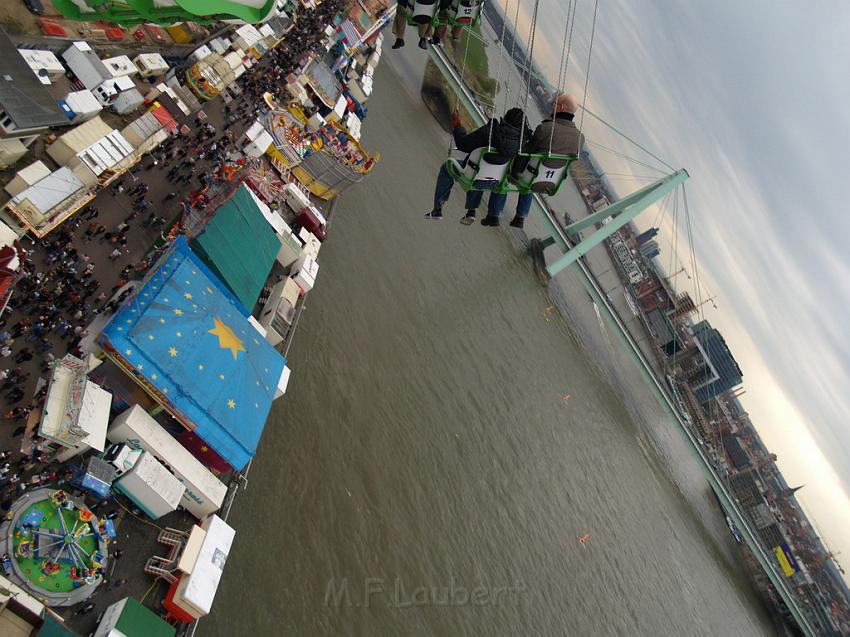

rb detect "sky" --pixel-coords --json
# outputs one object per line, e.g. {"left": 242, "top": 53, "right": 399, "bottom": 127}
{"left": 495, "top": 0, "right": 850, "bottom": 574}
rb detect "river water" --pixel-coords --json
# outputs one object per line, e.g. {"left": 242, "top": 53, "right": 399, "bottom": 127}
{"left": 202, "top": 50, "right": 775, "bottom": 636}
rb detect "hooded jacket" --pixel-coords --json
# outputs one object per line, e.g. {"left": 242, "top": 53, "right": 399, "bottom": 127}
{"left": 452, "top": 117, "right": 523, "bottom": 165}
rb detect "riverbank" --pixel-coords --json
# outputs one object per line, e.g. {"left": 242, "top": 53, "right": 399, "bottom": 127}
{"left": 0, "top": 1, "right": 387, "bottom": 633}
{"left": 201, "top": 44, "right": 776, "bottom": 637}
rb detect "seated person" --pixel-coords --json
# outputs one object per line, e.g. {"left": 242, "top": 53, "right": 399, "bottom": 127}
{"left": 431, "top": 0, "right": 483, "bottom": 45}
{"left": 392, "top": 0, "right": 450, "bottom": 50}
{"left": 482, "top": 92, "right": 585, "bottom": 228}
{"left": 426, "top": 108, "right": 526, "bottom": 221}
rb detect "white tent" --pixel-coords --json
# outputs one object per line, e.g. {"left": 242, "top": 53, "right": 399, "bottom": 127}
{"left": 4, "top": 160, "right": 51, "bottom": 197}
{"left": 38, "top": 355, "right": 111, "bottom": 462}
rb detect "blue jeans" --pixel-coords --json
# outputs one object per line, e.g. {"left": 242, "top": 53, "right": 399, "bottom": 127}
{"left": 434, "top": 162, "right": 484, "bottom": 210}
{"left": 486, "top": 192, "right": 534, "bottom": 219}
{"left": 433, "top": 163, "right": 455, "bottom": 210}
{"left": 464, "top": 189, "right": 506, "bottom": 216}
{"left": 434, "top": 163, "right": 504, "bottom": 213}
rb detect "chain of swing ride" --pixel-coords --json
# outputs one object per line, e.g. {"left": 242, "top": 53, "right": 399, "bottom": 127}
{"left": 449, "top": 0, "right": 590, "bottom": 158}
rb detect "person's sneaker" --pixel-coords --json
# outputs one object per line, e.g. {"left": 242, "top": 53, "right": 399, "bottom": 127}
{"left": 481, "top": 215, "right": 500, "bottom": 227}
{"left": 392, "top": 38, "right": 405, "bottom": 49}
{"left": 418, "top": 37, "right": 428, "bottom": 49}
{"left": 424, "top": 209, "right": 443, "bottom": 220}
{"left": 459, "top": 211, "right": 475, "bottom": 225}
{"left": 430, "top": 34, "right": 441, "bottom": 46}
{"left": 509, "top": 216, "right": 525, "bottom": 228}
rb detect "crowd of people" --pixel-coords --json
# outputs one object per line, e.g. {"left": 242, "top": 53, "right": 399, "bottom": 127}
{"left": 0, "top": 0, "right": 352, "bottom": 563}
{"left": 425, "top": 93, "right": 585, "bottom": 228}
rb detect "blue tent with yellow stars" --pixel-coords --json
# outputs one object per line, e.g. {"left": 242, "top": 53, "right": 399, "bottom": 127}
{"left": 98, "top": 236, "right": 286, "bottom": 471}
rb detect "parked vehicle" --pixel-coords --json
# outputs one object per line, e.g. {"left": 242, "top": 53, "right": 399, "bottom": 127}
{"left": 23, "top": 0, "right": 45, "bottom": 16}
{"left": 107, "top": 405, "right": 227, "bottom": 519}
{"left": 113, "top": 451, "right": 185, "bottom": 520}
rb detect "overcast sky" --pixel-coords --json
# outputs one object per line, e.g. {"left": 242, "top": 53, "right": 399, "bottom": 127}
{"left": 498, "top": 0, "right": 850, "bottom": 571}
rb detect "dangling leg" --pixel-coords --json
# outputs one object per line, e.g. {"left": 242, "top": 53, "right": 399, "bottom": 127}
{"left": 432, "top": 23, "right": 447, "bottom": 46}
{"left": 481, "top": 191, "right": 507, "bottom": 226}
{"left": 392, "top": 11, "right": 407, "bottom": 48}
{"left": 427, "top": 163, "right": 455, "bottom": 219}
{"left": 418, "top": 22, "right": 434, "bottom": 49}
{"left": 461, "top": 189, "right": 483, "bottom": 225}
{"left": 509, "top": 193, "right": 533, "bottom": 228}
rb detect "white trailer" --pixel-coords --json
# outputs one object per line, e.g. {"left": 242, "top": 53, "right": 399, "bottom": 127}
{"left": 61, "top": 41, "right": 110, "bottom": 91}
{"left": 107, "top": 405, "right": 226, "bottom": 519}
{"left": 172, "top": 514, "right": 235, "bottom": 619}
{"left": 114, "top": 451, "right": 185, "bottom": 519}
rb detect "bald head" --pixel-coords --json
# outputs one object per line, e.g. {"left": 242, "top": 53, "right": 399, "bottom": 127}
{"left": 555, "top": 93, "right": 578, "bottom": 114}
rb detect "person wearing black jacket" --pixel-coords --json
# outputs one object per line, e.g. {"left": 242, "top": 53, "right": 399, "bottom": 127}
{"left": 426, "top": 108, "right": 527, "bottom": 222}
{"left": 485, "top": 93, "right": 584, "bottom": 228}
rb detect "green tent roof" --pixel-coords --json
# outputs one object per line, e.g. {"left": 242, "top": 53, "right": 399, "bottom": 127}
{"left": 114, "top": 598, "right": 175, "bottom": 637}
{"left": 191, "top": 185, "right": 280, "bottom": 312}
{"left": 37, "top": 615, "right": 81, "bottom": 637}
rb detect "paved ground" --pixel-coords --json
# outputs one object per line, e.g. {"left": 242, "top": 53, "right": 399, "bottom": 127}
{"left": 0, "top": 0, "right": 354, "bottom": 629}
{"left": 0, "top": 48, "right": 266, "bottom": 635}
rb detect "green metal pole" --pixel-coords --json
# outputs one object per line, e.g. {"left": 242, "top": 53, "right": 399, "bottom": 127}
{"left": 545, "top": 169, "right": 689, "bottom": 277}
{"left": 426, "top": 41, "right": 818, "bottom": 636}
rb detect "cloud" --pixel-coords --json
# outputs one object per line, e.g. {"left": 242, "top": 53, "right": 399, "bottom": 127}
{"left": 493, "top": 0, "right": 850, "bottom": 566}
{"left": 488, "top": 0, "right": 850, "bottom": 565}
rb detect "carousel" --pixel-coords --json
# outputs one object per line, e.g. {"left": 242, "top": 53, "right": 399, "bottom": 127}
{"left": 0, "top": 488, "right": 113, "bottom": 606}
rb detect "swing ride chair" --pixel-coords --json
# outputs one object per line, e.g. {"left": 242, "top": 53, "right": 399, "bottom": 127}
{"left": 444, "top": 147, "right": 578, "bottom": 196}
{"left": 405, "top": 0, "right": 485, "bottom": 28}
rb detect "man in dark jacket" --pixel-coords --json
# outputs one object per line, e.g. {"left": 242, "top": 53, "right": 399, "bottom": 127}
{"left": 426, "top": 108, "right": 526, "bottom": 221}
{"left": 483, "top": 93, "right": 585, "bottom": 228}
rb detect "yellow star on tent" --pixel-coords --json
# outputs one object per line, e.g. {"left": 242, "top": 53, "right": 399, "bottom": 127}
{"left": 184, "top": 293, "right": 192, "bottom": 299}
{"left": 208, "top": 317, "right": 246, "bottom": 360}
{"left": 174, "top": 309, "right": 183, "bottom": 316}
{"left": 168, "top": 347, "right": 178, "bottom": 357}
{"left": 227, "top": 399, "right": 236, "bottom": 409}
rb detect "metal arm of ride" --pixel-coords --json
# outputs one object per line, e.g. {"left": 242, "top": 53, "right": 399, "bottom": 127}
{"left": 426, "top": 40, "right": 819, "bottom": 637}
{"left": 546, "top": 169, "right": 689, "bottom": 276}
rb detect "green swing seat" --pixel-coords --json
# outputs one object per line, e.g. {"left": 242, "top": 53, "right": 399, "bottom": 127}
{"left": 448, "top": 0, "right": 485, "bottom": 27}
{"left": 445, "top": 148, "right": 578, "bottom": 196}
{"left": 404, "top": 0, "right": 440, "bottom": 25}
{"left": 506, "top": 152, "right": 578, "bottom": 196}
{"left": 444, "top": 147, "right": 512, "bottom": 192}
{"left": 404, "top": 0, "right": 484, "bottom": 28}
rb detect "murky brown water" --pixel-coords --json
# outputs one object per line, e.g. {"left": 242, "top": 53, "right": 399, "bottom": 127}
{"left": 202, "top": 56, "right": 774, "bottom": 637}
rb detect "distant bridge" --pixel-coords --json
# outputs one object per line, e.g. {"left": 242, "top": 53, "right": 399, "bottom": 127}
{"left": 427, "top": 37, "right": 820, "bottom": 637}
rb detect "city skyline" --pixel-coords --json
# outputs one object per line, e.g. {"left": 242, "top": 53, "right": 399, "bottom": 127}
{"left": 497, "top": 0, "right": 850, "bottom": 576}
